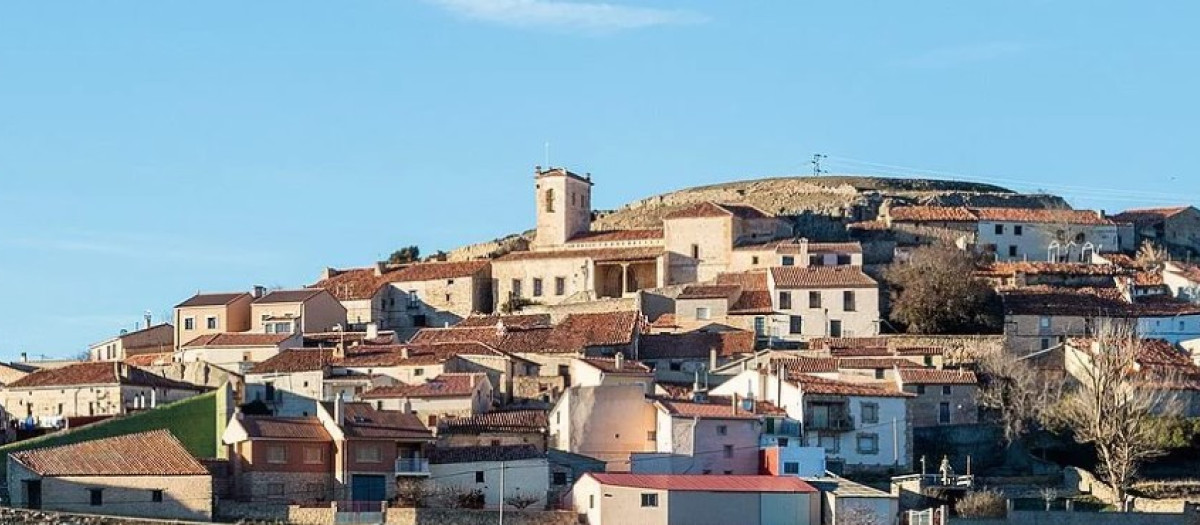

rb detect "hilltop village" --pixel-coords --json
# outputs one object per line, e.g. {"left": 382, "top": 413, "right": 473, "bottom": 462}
{"left": 5, "top": 167, "right": 1200, "bottom": 525}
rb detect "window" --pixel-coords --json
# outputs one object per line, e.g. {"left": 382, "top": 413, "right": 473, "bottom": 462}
{"left": 511, "top": 279, "right": 523, "bottom": 299}
{"left": 669, "top": 361, "right": 682, "bottom": 371}
{"left": 837, "top": 254, "right": 852, "bottom": 265}
{"left": 818, "top": 434, "right": 839, "bottom": 453}
{"left": 1040, "top": 338, "right": 1051, "bottom": 350}
{"left": 754, "top": 317, "right": 766, "bottom": 338}
{"left": 778, "top": 437, "right": 789, "bottom": 447}
{"left": 874, "top": 369, "right": 885, "bottom": 380}
{"left": 183, "top": 317, "right": 195, "bottom": 330}
{"left": 533, "top": 278, "right": 544, "bottom": 297}
{"left": 916, "top": 385, "right": 926, "bottom": 395}
{"left": 491, "top": 439, "right": 502, "bottom": 447}
{"left": 1014, "top": 225, "right": 1024, "bottom": 236}
{"left": 779, "top": 291, "right": 792, "bottom": 310}
{"left": 696, "top": 307, "right": 711, "bottom": 320}
{"left": 589, "top": 494, "right": 595, "bottom": 509}
{"left": 924, "top": 355, "right": 934, "bottom": 366}
{"left": 267, "top": 445, "right": 287, "bottom": 464}
{"left": 723, "top": 445, "right": 734, "bottom": 458}
{"left": 205, "top": 316, "right": 218, "bottom": 330}
{"left": 809, "top": 291, "right": 821, "bottom": 309}
{"left": 942, "top": 385, "right": 953, "bottom": 396}
{"left": 1039, "top": 316, "right": 1051, "bottom": 329}
{"left": 861, "top": 402, "right": 879, "bottom": 424}
{"left": 544, "top": 188, "right": 555, "bottom": 212}
{"left": 304, "top": 446, "right": 323, "bottom": 464}
{"left": 856, "top": 433, "right": 880, "bottom": 454}
{"left": 691, "top": 244, "right": 700, "bottom": 259}
{"left": 647, "top": 431, "right": 657, "bottom": 441}
{"left": 89, "top": 489, "right": 103, "bottom": 506}
{"left": 843, "top": 291, "right": 855, "bottom": 311}
{"left": 555, "top": 277, "right": 566, "bottom": 296}
{"left": 1008, "top": 245, "right": 1018, "bottom": 257}
{"left": 717, "top": 425, "right": 728, "bottom": 435}
{"left": 939, "top": 402, "right": 952, "bottom": 424}
{"left": 263, "top": 382, "right": 276, "bottom": 402}
{"left": 783, "top": 462, "right": 800, "bottom": 475}
{"left": 553, "top": 472, "right": 568, "bottom": 485}
{"left": 475, "top": 471, "right": 485, "bottom": 483}
{"left": 724, "top": 470, "right": 733, "bottom": 475}
{"left": 151, "top": 489, "right": 163, "bottom": 503}
{"left": 640, "top": 493, "right": 659, "bottom": 507}
{"left": 829, "top": 320, "right": 842, "bottom": 337}
{"left": 752, "top": 256, "right": 760, "bottom": 265}
{"left": 995, "top": 224, "right": 1004, "bottom": 235}
{"left": 810, "top": 255, "right": 824, "bottom": 267}
{"left": 789, "top": 316, "right": 803, "bottom": 334}
{"left": 414, "top": 368, "right": 424, "bottom": 376}
{"left": 781, "top": 256, "right": 795, "bottom": 266}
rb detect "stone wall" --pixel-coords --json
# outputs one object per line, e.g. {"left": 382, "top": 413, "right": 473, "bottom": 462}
{"left": 949, "top": 510, "right": 1195, "bottom": 525}
{"left": 385, "top": 508, "right": 577, "bottom": 525}
{"left": 0, "top": 507, "right": 211, "bottom": 524}
{"left": 1064, "top": 466, "right": 1196, "bottom": 514}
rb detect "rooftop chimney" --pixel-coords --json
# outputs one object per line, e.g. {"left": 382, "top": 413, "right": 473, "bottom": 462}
{"left": 732, "top": 393, "right": 739, "bottom": 415}
{"left": 709, "top": 348, "right": 718, "bottom": 371}
{"left": 374, "top": 261, "right": 387, "bottom": 277}
{"left": 334, "top": 392, "right": 345, "bottom": 426}
{"left": 691, "top": 370, "right": 708, "bottom": 403}
{"left": 366, "top": 322, "right": 379, "bottom": 340}
{"left": 252, "top": 285, "right": 266, "bottom": 299}
{"left": 495, "top": 320, "right": 508, "bottom": 338}
{"left": 144, "top": 311, "right": 153, "bottom": 329}
{"left": 614, "top": 352, "right": 625, "bottom": 370}
{"left": 401, "top": 347, "right": 410, "bottom": 360}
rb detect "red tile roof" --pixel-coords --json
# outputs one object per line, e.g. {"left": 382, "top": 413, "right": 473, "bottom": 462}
{"left": 10, "top": 430, "right": 207, "bottom": 476}
{"left": 837, "top": 358, "right": 923, "bottom": 369}
{"left": 809, "top": 337, "right": 891, "bottom": 350}
{"left": 895, "top": 346, "right": 946, "bottom": 356}
{"left": 1169, "top": 263, "right": 1200, "bottom": 283}
{"left": 253, "top": 289, "right": 327, "bottom": 304}
{"left": 770, "top": 356, "right": 840, "bottom": 374}
{"left": 455, "top": 314, "right": 552, "bottom": 329}
{"left": 312, "top": 261, "right": 490, "bottom": 301}
{"left": 430, "top": 444, "right": 544, "bottom": 464}
{"left": 649, "top": 313, "right": 679, "bottom": 329}
{"left": 976, "top": 262, "right": 1129, "bottom": 278}
{"left": 889, "top": 206, "right": 979, "bottom": 222}
{"left": 639, "top": 331, "right": 756, "bottom": 360}
{"left": 182, "top": 332, "right": 293, "bottom": 348}
{"left": 7, "top": 362, "right": 202, "bottom": 390}
{"left": 791, "top": 374, "right": 913, "bottom": 397}
{"left": 336, "top": 402, "right": 432, "bottom": 440}
{"left": 568, "top": 229, "right": 664, "bottom": 243}
{"left": 496, "top": 246, "right": 663, "bottom": 263}
{"left": 729, "top": 291, "right": 775, "bottom": 314}
{"left": 678, "top": 285, "right": 743, "bottom": 300}
{"left": 123, "top": 352, "right": 172, "bottom": 366}
{"left": 771, "top": 266, "right": 877, "bottom": 289}
{"left": 411, "top": 310, "right": 639, "bottom": 354}
{"left": 175, "top": 292, "right": 251, "bottom": 308}
{"left": 579, "top": 357, "right": 653, "bottom": 375}
{"left": 392, "top": 260, "right": 490, "bottom": 283}
{"left": 828, "top": 347, "right": 892, "bottom": 358}
{"left": 898, "top": 368, "right": 979, "bottom": 385}
{"left": 655, "top": 396, "right": 785, "bottom": 420}
{"left": 663, "top": 202, "right": 772, "bottom": 220}
{"left": 716, "top": 271, "right": 770, "bottom": 291}
{"left": 250, "top": 341, "right": 510, "bottom": 375}
{"left": 438, "top": 409, "right": 549, "bottom": 434}
{"left": 891, "top": 206, "right": 1112, "bottom": 225}
{"left": 807, "top": 242, "right": 864, "bottom": 254}
{"left": 585, "top": 473, "right": 817, "bottom": 493}
{"left": 361, "top": 373, "right": 486, "bottom": 399}
{"left": 1111, "top": 207, "right": 1193, "bottom": 226}
{"left": 239, "top": 416, "right": 332, "bottom": 441}
{"left": 1001, "top": 286, "right": 1200, "bottom": 317}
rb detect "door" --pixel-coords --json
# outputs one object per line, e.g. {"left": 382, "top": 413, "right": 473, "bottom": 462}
{"left": 829, "top": 320, "right": 842, "bottom": 338}
{"left": 350, "top": 474, "right": 387, "bottom": 502}
{"left": 24, "top": 480, "right": 41, "bottom": 510}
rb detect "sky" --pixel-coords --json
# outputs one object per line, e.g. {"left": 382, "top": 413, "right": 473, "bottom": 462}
{"left": 1, "top": 1, "right": 1198, "bottom": 359}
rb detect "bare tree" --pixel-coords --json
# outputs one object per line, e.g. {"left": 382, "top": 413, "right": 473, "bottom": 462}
{"left": 977, "top": 340, "right": 1061, "bottom": 444}
{"left": 883, "top": 245, "right": 1002, "bottom": 334}
{"left": 1136, "top": 240, "right": 1169, "bottom": 267}
{"left": 504, "top": 489, "right": 541, "bottom": 510}
{"left": 837, "top": 505, "right": 885, "bottom": 525}
{"left": 1056, "top": 322, "right": 1177, "bottom": 509}
{"left": 395, "top": 478, "right": 435, "bottom": 508}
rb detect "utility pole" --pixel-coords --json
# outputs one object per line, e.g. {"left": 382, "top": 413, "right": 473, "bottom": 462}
{"left": 811, "top": 153, "right": 827, "bottom": 176}
{"left": 499, "top": 460, "right": 506, "bottom": 525}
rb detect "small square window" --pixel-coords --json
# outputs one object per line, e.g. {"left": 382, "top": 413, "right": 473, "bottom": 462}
{"left": 916, "top": 385, "right": 926, "bottom": 395}
{"left": 648, "top": 431, "right": 657, "bottom": 441}
{"left": 995, "top": 224, "right": 1004, "bottom": 235}
{"left": 751, "top": 256, "right": 760, "bottom": 265}
{"left": 151, "top": 489, "right": 163, "bottom": 503}
{"left": 1008, "top": 245, "right": 1018, "bottom": 257}
{"left": 89, "top": 489, "right": 103, "bottom": 506}
{"left": 183, "top": 317, "right": 195, "bottom": 330}
{"left": 723, "top": 445, "right": 734, "bottom": 458}
{"left": 553, "top": 472, "right": 568, "bottom": 485}
{"left": 266, "top": 445, "right": 287, "bottom": 464}
{"left": 942, "top": 385, "right": 953, "bottom": 396}
{"left": 856, "top": 433, "right": 880, "bottom": 455}
{"left": 783, "top": 462, "right": 800, "bottom": 475}
{"left": 641, "top": 493, "right": 659, "bottom": 507}
{"left": 475, "top": 471, "right": 485, "bottom": 483}
{"left": 696, "top": 307, "right": 711, "bottom": 320}
{"left": 781, "top": 256, "right": 795, "bottom": 266}
{"left": 717, "top": 425, "right": 728, "bottom": 435}
{"left": 1014, "top": 225, "right": 1024, "bottom": 236}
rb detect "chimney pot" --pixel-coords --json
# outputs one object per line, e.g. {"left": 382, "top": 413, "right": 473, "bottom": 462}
{"left": 401, "top": 347, "right": 410, "bottom": 360}
{"left": 614, "top": 352, "right": 625, "bottom": 370}
{"left": 252, "top": 285, "right": 266, "bottom": 299}
{"left": 144, "top": 311, "right": 153, "bottom": 329}
{"left": 374, "top": 261, "right": 387, "bottom": 277}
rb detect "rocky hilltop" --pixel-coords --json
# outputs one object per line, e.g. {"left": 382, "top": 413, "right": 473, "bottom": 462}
{"left": 447, "top": 174, "right": 1069, "bottom": 260}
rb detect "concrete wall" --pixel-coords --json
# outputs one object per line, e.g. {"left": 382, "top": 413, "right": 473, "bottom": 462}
{"left": 664, "top": 215, "right": 733, "bottom": 285}
{"left": 949, "top": 511, "right": 1191, "bottom": 525}
{"left": 430, "top": 458, "right": 550, "bottom": 509}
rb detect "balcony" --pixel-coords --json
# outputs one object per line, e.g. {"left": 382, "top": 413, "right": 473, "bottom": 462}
{"left": 395, "top": 457, "right": 430, "bottom": 476}
{"left": 804, "top": 414, "right": 855, "bottom": 432}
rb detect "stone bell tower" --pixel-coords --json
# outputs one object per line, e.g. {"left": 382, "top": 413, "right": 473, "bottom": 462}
{"left": 533, "top": 166, "right": 593, "bottom": 249}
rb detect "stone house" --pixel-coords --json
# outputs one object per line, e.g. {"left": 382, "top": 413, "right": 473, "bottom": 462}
{"left": 312, "top": 260, "right": 492, "bottom": 331}
{"left": 176, "top": 332, "right": 300, "bottom": 374}
{"left": 572, "top": 473, "right": 820, "bottom": 525}
{"left": 428, "top": 444, "right": 550, "bottom": 510}
{"left": 7, "top": 430, "right": 213, "bottom": 521}
{"left": 1064, "top": 338, "right": 1200, "bottom": 417}
{"left": 895, "top": 368, "right": 979, "bottom": 427}
{"left": 0, "top": 362, "right": 208, "bottom": 428}
{"left": 663, "top": 202, "right": 792, "bottom": 285}
{"left": 436, "top": 409, "right": 549, "bottom": 451}
{"left": 570, "top": 355, "right": 655, "bottom": 394}
{"left": 1112, "top": 206, "right": 1200, "bottom": 256}
{"left": 769, "top": 266, "right": 881, "bottom": 341}
{"left": 730, "top": 240, "right": 864, "bottom": 272}
{"left": 360, "top": 372, "right": 493, "bottom": 428}
{"left": 672, "top": 270, "right": 777, "bottom": 340}
{"left": 174, "top": 291, "right": 253, "bottom": 351}
{"left": 638, "top": 331, "right": 757, "bottom": 384}
{"left": 251, "top": 289, "right": 347, "bottom": 335}
{"left": 88, "top": 321, "right": 174, "bottom": 362}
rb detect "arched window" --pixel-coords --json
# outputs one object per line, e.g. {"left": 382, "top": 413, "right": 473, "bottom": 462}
{"left": 544, "top": 188, "right": 555, "bottom": 212}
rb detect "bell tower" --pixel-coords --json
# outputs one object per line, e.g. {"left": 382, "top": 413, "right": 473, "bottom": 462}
{"left": 533, "top": 166, "right": 593, "bottom": 249}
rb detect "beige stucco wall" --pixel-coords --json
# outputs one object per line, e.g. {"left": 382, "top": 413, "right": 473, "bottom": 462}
{"left": 675, "top": 297, "right": 731, "bottom": 324}
{"left": 493, "top": 255, "right": 595, "bottom": 307}
{"left": 175, "top": 295, "right": 251, "bottom": 349}
{"left": 388, "top": 273, "right": 490, "bottom": 329}
{"left": 251, "top": 292, "right": 346, "bottom": 334}
{"left": 773, "top": 286, "right": 880, "bottom": 341}
{"left": 664, "top": 216, "right": 733, "bottom": 285}
{"left": 549, "top": 385, "right": 657, "bottom": 470}
{"left": 533, "top": 173, "right": 593, "bottom": 249}
{"left": 8, "top": 462, "right": 212, "bottom": 521}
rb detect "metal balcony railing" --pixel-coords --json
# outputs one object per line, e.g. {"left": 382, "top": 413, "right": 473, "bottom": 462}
{"left": 395, "top": 458, "right": 430, "bottom": 475}
{"left": 804, "top": 414, "right": 855, "bottom": 432}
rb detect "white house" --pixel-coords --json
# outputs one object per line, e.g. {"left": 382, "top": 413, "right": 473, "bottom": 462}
{"left": 572, "top": 473, "right": 820, "bottom": 525}
{"left": 428, "top": 444, "right": 549, "bottom": 510}
{"left": 769, "top": 266, "right": 880, "bottom": 341}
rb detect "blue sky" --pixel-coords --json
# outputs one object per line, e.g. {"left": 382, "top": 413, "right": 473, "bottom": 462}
{"left": 1, "top": 1, "right": 1198, "bottom": 359}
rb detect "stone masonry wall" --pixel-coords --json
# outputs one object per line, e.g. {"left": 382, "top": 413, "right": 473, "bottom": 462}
{"left": 386, "top": 508, "right": 577, "bottom": 525}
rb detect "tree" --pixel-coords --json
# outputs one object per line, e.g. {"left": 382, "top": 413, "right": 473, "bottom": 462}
{"left": 504, "top": 490, "right": 540, "bottom": 510}
{"left": 1055, "top": 322, "right": 1177, "bottom": 509}
{"left": 977, "top": 340, "right": 1062, "bottom": 445}
{"left": 884, "top": 245, "right": 1002, "bottom": 334}
{"left": 1136, "top": 240, "right": 1169, "bottom": 267}
{"left": 387, "top": 245, "right": 421, "bottom": 265}
{"left": 955, "top": 489, "right": 1007, "bottom": 518}
{"left": 395, "top": 478, "right": 435, "bottom": 508}
{"left": 837, "top": 505, "right": 885, "bottom": 525}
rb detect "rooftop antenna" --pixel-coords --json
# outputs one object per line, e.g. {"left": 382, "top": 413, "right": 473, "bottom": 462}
{"left": 811, "top": 153, "right": 827, "bottom": 176}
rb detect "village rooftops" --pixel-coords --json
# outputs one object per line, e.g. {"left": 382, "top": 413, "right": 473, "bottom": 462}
{"left": 5, "top": 362, "right": 204, "bottom": 390}
{"left": 10, "top": 429, "right": 207, "bottom": 477}
{"left": 438, "top": 409, "right": 548, "bottom": 434}
{"left": 837, "top": 358, "right": 924, "bottom": 370}
{"left": 411, "top": 310, "right": 640, "bottom": 354}
{"left": 181, "top": 332, "right": 294, "bottom": 348}
{"left": 638, "top": 331, "right": 756, "bottom": 360}
{"left": 248, "top": 342, "right": 515, "bottom": 375}
{"left": 123, "top": 352, "right": 173, "bottom": 367}
{"left": 429, "top": 444, "right": 544, "bottom": 464}
{"left": 232, "top": 416, "right": 332, "bottom": 441}
{"left": 253, "top": 289, "right": 327, "bottom": 304}
{"left": 678, "top": 285, "right": 743, "bottom": 300}
{"left": 495, "top": 246, "right": 663, "bottom": 263}
{"left": 1111, "top": 206, "right": 1195, "bottom": 226}
{"left": 654, "top": 395, "right": 786, "bottom": 420}
{"left": 578, "top": 357, "right": 652, "bottom": 375}
{"left": 663, "top": 202, "right": 772, "bottom": 221}
{"left": 890, "top": 206, "right": 1114, "bottom": 225}
{"left": 583, "top": 473, "right": 818, "bottom": 493}
{"left": 324, "top": 402, "right": 432, "bottom": 440}
{"left": 733, "top": 239, "right": 863, "bottom": 254}
{"left": 1000, "top": 286, "right": 1200, "bottom": 317}
{"left": 360, "top": 373, "right": 487, "bottom": 399}
{"left": 455, "top": 314, "right": 552, "bottom": 329}
{"left": 976, "top": 262, "right": 1130, "bottom": 278}
{"left": 769, "top": 356, "right": 840, "bottom": 375}
{"left": 897, "top": 368, "right": 978, "bottom": 385}
{"left": 313, "top": 261, "right": 491, "bottom": 301}
{"left": 175, "top": 292, "right": 252, "bottom": 308}
{"left": 770, "top": 266, "right": 878, "bottom": 289}
{"left": 789, "top": 373, "right": 914, "bottom": 398}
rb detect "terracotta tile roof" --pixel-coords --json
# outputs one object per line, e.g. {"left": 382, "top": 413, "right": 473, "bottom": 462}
{"left": 837, "top": 358, "right": 923, "bottom": 369}
{"left": 807, "top": 242, "right": 864, "bottom": 254}
{"left": 771, "top": 266, "right": 877, "bottom": 289}
{"left": 176, "top": 292, "right": 251, "bottom": 308}
{"left": 828, "top": 347, "right": 892, "bottom": 357}
{"left": 716, "top": 271, "right": 769, "bottom": 291}
{"left": 11, "top": 430, "right": 207, "bottom": 476}
{"left": 496, "top": 246, "right": 663, "bottom": 263}
{"left": 336, "top": 403, "right": 432, "bottom": 440}
{"left": 392, "top": 260, "right": 490, "bottom": 282}
{"left": 7, "top": 362, "right": 202, "bottom": 390}
{"left": 312, "top": 268, "right": 394, "bottom": 301}
{"left": 1001, "top": 286, "right": 1200, "bottom": 317}
{"left": 305, "top": 331, "right": 398, "bottom": 347}
{"left": 649, "top": 313, "right": 679, "bottom": 329}
{"left": 976, "top": 262, "right": 1129, "bottom": 278}
{"left": 429, "top": 444, "right": 544, "bottom": 464}
{"left": 663, "top": 202, "right": 772, "bottom": 220}
{"left": 455, "top": 314, "right": 552, "bottom": 329}
{"left": 1131, "top": 271, "right": 1164, "bottom": 286}
{"left": 253, "top": 289, "right": 327, "bottom": 304}
{"left": 895, "top": 346, "right": 946, "bottom": 356}
{"left": 568, "top": 229, "right": 664, "bottom": 243}
{"left": 1111, "top": 206, "right": 1193, "bottom": 226}
{"left": 790, "top": 374, "right": 913, "bottom": 397}
{"left": 678, "top": 285, "right": 743, "bottom": 300}
{"left": 251, "top": 341, "right": 507, "bottom": 375}
{"left": 124, "top": 352, "right": 172, "bottom": 366}
{"left": 438, "top": 409, "right": 549, "bottom": 434}
{"left": 182, "top": 332, "right": 293, "bottom": 348}
{"left": 898, "top": 368, "right": 978, "bottom": 385}
{"left": 1134, "top": 339, "right": 1193, "bottom": 368}
{"left": 249, "top": 348, "right": 333, "bottom": 374}
{"left": 639, "top": 331, "right": 756, "bottom": 360}
{"left": 655, "top": 395, "right": 785, "bottom": 420}
{"left": 240, "top": 416, "right": 332, "bottom": 441}
{"left": 579, "top": 357, "right": 652, "bottom": 375}
{"left": 770, "top": 356, "right": 840, "bottom": 374}
{"left": 544, "top": 310, "right": 640, "bottom": 351}
{"left": 585, "top": 473, "right": 817, "bottom": 493}
{"left": 809, "top": 337, "right": 890, "bottom": 350}
{"left": 889, "top": 206, "right": 979, "bottom": 222}
{"left": 1102, "top": 254, "right": 1144, "bottom": 270}
{"left": 729, "top": 291, "right": 775, "bottom": 314}
{"left": 361, "top": 373, "right": 486, "bottom": 399}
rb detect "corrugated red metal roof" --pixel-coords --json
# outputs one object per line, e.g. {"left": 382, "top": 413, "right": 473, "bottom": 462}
{"left": 586, "top": 473, "right": 817, "bottom": 493}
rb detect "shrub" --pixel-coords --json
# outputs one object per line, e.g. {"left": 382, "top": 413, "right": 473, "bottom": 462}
{"left": 955, "top": 489, "right": 1007, "bottom": 518}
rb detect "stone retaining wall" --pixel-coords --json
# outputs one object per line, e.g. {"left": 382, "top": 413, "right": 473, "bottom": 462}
{"left": 386, "top": 508, "right": 577, "bottom": 525}
{"left": 0, "top": 507, "right": 212, "bottom": 525}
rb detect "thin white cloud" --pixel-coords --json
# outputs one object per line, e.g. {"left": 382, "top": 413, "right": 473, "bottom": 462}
{"left": 895, "top": 41, "right": 1030, "bottom": 69}
{"left": 425, "top": 0, "right": 708, "bottom": 32}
